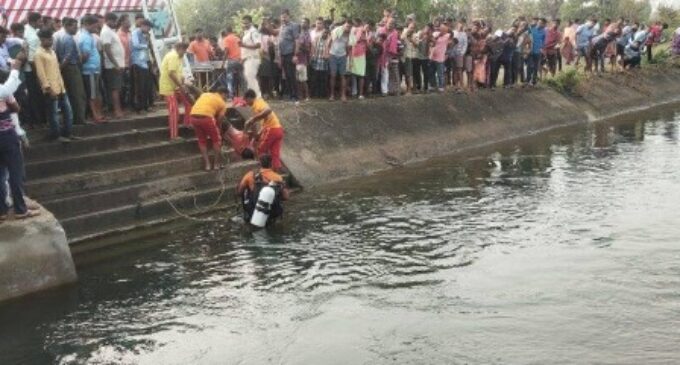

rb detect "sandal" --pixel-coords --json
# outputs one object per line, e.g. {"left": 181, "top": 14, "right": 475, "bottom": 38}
{"left": 15, "top": 210, "right": 41, "bottom": 220}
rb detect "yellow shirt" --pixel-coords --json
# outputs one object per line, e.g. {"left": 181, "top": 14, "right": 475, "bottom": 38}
{"left": 191, "top": 92, "right": 227, "bottom": 118}
{"left": 159, "top": 50, "right": 184, "bottom": 96}
{"left": 34, "top": 47, "right": 65, "bottom": 95}
{"left": 252, "top": 98, "right": 281, "bottom": 129}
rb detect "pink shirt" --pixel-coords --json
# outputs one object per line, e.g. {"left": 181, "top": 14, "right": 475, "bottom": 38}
{"left": 430, "top": 32, "right": 450, "bottom": 63}
{"left": 351, "top": 27, "right": 368, "bottom": 57}
{"left": 384, "top": 29, "right": 399, "bottom": 57}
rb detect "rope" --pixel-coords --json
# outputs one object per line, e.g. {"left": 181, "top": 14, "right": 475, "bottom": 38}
{"left": 163, "top": 147, "right": 237, "bottom": 223}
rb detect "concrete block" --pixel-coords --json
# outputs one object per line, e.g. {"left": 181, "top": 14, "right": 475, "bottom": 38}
{"left": 0, "top": 205, "right": 77, "bottom": 302}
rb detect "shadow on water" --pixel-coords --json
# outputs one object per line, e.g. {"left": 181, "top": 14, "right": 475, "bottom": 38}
{"left": 2, "top": 105, "right": 680, "bottom": 364}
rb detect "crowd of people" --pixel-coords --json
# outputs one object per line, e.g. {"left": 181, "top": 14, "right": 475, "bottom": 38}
{"left": 183, "top": 8, "right": 679, "bottom": 102}
{"left": 2, "top": 8, "right": 680, "bottom": 222}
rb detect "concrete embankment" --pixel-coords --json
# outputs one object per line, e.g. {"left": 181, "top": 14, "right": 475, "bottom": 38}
{"left": 279, "top": 68, "right": 680, "bottom": 187}
{"left": 0, "top": 204, "right": 77, "bottom": 302}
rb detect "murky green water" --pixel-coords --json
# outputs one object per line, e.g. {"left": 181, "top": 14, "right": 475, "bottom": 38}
{"left": 3, "top": 107, "right": 680, "bottom": 365}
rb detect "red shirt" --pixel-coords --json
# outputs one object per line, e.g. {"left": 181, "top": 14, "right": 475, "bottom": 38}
{"left": 545, "top": 27, "right": 561, "bottom": 50}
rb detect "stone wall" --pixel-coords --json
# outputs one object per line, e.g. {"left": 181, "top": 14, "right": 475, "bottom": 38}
{"left": 277, "top": 68, "right": 680, "bottom": 187}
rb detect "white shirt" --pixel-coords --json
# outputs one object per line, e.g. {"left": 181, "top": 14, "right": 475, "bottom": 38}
{"left": 0, "top": 70, "right": 21, "bottom": 98}
{"left": 24, "top": 24, "right": 39, "bottom": 72}
{"left": 100, "top": 25, "right": 125, "bottom": 69}
{"left": 241, "top": 26, "right": 262, "bottom": 60}
{"left": 453, "top": 30, "right": 468, "bottom": 56}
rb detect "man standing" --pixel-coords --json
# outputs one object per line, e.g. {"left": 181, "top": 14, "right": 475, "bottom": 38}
{"left": 526, "top": 18, "right": 546, "bottom": 86}
{"left": 79, "top": 15, "right": 105, "bottom": 122}
{"left": 310, "top": 26, "right": 330, "bottom": 99}
{"left": 401, "top": 19, "right": 418, "bottom": 95}
{"left": 384, "top": 19, "right": 400, "bottom": 95}
{"left": 544, "top": 19, "right": 562, "bottom": 77}
{"left": 221, "top": 26, "right": 241, "bottom": 97}
{"left": 101, "top": 13, "right": 125, "bottom": 119}
{"left": 295, "top": 18, "right": 312, "bottom": 101}
{"left": 452, "top": 20, "right": 468, "bottom": 92}
{"left": 159, "top": 42, "right": 191, "bottom": 140}
{"left": 23, "top": 12, "right": 47, "bottom": 127}
{"left": 55, "top": 18, "right": 86, "bottom": 125}
{"left": 244, "top": 89, "right": 284, "bottom": 172}
{"left": 34, "top": 29, "right": 74, "bottom": 142}
{"left": 646, "top": 21, "right": 669, "bottom": 63}
{"left": 131, "top": 19, "right": 152, "bottom": 113}
{"left": 328, "top": 21, "right": 351, "bottom": 102}
{"left": 240, "top": 15, "right": 262, "bottom": 97}
{"left": 117, "top": 14, "right": 132, "bottom": 109}
{"left": 576, "top": 19, "right": 596, "bottom": 71}
{"left": 279, "top": 9, "right": 299, "bottom": 101}
{"left": 189, "top": 28, "right": 213, "bottom": 63}
{"left": 1, "top": 53, "right": 40, "bottom": 220}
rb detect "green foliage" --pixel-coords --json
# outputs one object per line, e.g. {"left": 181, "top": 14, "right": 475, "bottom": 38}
{"left": 231, "top": 7, "right": 266, "bottom": 34}
{"left": 616, "top": 0, "right": 651, "bottom": 23}
{"left": 654, "top": 5, "right": 680, "bottom": 29}
{"left": 314, "top": 0, "right": 433, "bottom": 24}
{"left": 559, "top": 0, "right": 651, "bottom": 22}
{"left": 174, "top": 0, "right": 660, "bottom": 37}
{"left": 176, "top": 0, "right": 300, "bottom": 37}
{"left": 543, "top": 69, "right": 582, "bottom": 96}
{"left": 475, "top": 0, "right": 512, "bottom": 27}
{"left": 650, "top": 48, "right": 671, "bottom": 65}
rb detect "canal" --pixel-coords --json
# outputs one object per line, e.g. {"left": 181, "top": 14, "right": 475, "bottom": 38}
{"left": 2, "top": 107, "right": 680, "bottom": 364}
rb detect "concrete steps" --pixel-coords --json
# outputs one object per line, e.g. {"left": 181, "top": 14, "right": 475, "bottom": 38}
{"left": 22, "top": 108, "right": 268, "bottom": 249}
{"left": 59, "top": 167, "right": 256, "bottom": 241}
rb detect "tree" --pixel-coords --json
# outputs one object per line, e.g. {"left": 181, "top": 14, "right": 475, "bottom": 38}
{"left": 474, "top": 0, "right": 511, "bottom": 27}
{"left": 616, "top": 0, "right": 651, "bottom": 23}
{"left": 536, "top": 0, "right": 564, "bottom": 19}
{"left": 654, "top": 5, "right": 680, "bottom": 28}
{"left": 176, "top": 0, "right": 300, "bottom": 37}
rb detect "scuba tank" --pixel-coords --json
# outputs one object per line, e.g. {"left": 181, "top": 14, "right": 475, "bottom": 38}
{"left": 250, "top": 182, "right": 277, "bottom": 228}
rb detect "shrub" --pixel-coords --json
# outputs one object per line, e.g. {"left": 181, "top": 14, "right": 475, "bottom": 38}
{"left": 543, "top": 69, "right": 582, "bottom": 96}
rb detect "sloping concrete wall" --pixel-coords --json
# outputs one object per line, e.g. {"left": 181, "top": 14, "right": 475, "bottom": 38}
{"left": 278, "top": 68, "right": 680, "bottom": 187}
{"left": 0, "top": 206, "right": 77, "bottom": 302}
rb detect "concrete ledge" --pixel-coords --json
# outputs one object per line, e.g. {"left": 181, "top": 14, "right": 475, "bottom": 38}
{"left": 0, "top": 204, "right": 77, "bottom": 302}
{"left": 277, "top": 67, "right": 680, "bottom": 187}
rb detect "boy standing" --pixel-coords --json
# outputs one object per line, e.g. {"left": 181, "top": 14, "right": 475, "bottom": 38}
{"left": 34, "top": 29, "right": 74, "bottom": 142}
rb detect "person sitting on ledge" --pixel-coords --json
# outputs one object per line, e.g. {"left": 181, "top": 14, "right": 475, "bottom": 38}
{"left": 189, "top": 86, "right": 229, "bottom": 171}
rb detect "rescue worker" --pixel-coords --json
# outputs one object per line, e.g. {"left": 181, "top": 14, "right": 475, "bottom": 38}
{"left": 243, "top": 89, "right": 285, "bottom": 171}
{"left": 189, "top": 86, "right": 228, "bottom": 171}
{"left": 237, "top": 154, "right": 289, "bottom": 226}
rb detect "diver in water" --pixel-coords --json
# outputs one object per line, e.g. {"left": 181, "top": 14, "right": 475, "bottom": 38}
{"left": 237, "top": 154, "right": 289, "bottom": 227}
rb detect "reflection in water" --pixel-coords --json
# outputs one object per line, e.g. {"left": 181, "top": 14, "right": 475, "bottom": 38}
{"left": 2, "top": 109, "right": 680, "bottom": 364}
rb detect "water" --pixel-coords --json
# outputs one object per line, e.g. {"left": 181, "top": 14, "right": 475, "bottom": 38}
{"left": 2, "top": 107, "right": 680, "bottom": 364}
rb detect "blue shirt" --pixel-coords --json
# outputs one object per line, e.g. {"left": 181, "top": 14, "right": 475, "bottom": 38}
{"left": 55, "top": 33, "right": 80, "bottom": 66}
{"left": 279, "top": 21, "right": 299, "bottom": 56}
{"left": 529, "top": 25, "right": 546, "bottom": 54}
{"left": 576, "top": 25, "right": 594, "bottom": 49}
{"left": 131, "top": 29, "right": 150, "bottom": 69}
{"left": 78, "top": 30, "right": 100, "bottom": 74}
